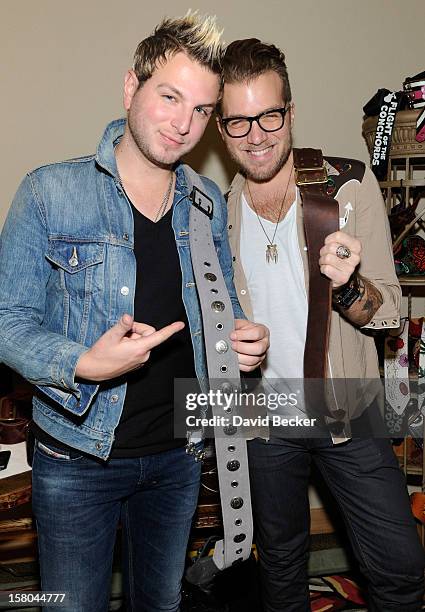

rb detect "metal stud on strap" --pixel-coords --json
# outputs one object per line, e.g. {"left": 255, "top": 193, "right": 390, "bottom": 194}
{"left": 184, "top": 165, "right": 253, "bottom": 571}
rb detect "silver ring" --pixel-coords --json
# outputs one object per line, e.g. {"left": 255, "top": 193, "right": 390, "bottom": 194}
{"left": 336, "top": 245, "right": 351, "bottom": 259}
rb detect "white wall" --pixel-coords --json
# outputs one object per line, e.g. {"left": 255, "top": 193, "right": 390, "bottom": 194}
{"left": 1, "top": 0, "right": 424, "bottom": 228}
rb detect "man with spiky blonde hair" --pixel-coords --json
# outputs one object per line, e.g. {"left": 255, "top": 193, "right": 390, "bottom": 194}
{"left": 132, "top": 12, "right": 223, "bottom": 83}
{"left": 0, "top": 12, "right": 269, "bottom": 612}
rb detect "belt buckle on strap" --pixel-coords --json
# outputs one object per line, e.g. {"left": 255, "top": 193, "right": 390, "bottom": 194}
{"left": 191, "top": 186, "right": 214, "bottom": 220}
{"left": 295, "top": 166, "right": 328, "bottom": 186}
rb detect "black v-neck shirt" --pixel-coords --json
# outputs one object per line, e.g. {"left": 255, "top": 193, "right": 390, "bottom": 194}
{"left": 32, "top": 200, "right": 197, "bottom": 458}
{"left": 110, "top": 204, "right": 196, "bottom": 457}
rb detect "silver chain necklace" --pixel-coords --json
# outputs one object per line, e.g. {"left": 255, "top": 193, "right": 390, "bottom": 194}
{"left": 115, "top": 153, "right": 174, "bottom": 223}
{"left": 153, "top": 173, "right": 174, "bottom": 222}
{"left": 246, "top": 164, "right": 294, "bottom": 263}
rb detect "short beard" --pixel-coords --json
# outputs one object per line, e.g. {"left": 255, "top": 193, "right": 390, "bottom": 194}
{"left": 127, "top": 112, "right": 174, "bottom": 170}
{"left": 233, "top": 133, "right": 293, "bottom": 183}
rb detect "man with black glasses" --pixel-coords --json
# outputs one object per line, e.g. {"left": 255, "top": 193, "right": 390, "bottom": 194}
{"left": 216, "top": 37, "right": 424, "bottom": 612}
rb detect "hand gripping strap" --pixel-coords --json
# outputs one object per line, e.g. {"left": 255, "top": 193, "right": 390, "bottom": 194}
{"left": 293, "top": 149, "right": 351, "bottom": 440}
{"left": 183, "top": 165, "right": 253, "bottom": 570}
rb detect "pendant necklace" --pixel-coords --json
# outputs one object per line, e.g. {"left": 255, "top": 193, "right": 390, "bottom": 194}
{"left": 246, "top": 163, "right": 294, "bottom": 263}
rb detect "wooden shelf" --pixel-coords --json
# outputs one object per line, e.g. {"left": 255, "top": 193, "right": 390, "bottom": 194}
{"left": 397, "top": 457, "right": 423, "bottom": 476}
{"left": 398, "top": 276, "right": 425, "bottom": 286}
{"left": 403, "top": 465, "right": 423, "bottom": 476}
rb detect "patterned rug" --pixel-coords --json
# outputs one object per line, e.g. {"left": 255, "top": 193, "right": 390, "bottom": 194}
{"left": 310, "top": 575, "right": 367, "bottom": 611}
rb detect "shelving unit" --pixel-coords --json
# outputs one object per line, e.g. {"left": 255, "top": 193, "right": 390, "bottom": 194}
{"left": 364, "top": 109, "right": 425, "bottom": 537}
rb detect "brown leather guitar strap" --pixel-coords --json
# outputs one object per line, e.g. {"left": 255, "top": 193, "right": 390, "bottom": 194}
{"left": 293, "top": 148, "right": 339, "bottom": 381}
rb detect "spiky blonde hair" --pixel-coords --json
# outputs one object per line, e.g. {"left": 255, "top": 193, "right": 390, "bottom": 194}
{"left": 133, "top": 10, "right": 223, "bottom": 83}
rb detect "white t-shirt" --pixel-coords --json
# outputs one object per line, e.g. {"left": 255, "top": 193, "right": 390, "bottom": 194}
{"left": 239, "top": 192, "right": 308, "bottom": 386}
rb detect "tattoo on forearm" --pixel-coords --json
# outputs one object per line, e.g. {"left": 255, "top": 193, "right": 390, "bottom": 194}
{"left": 362, "top": 298, "right": 374, "bottom": 312}
{"left": 358, "top": 277, "right": 366, "bottom": 301}
{"left": 333, "top": 274, "right": 383, "bottom": 325}
{"left": 360, "top": 280, "right": 383, "bottom": 314}
{"left": 349, "top": 276, "right": 383, "bottom": 325}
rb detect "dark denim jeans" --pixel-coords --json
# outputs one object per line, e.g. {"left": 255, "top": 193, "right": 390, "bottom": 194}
{"left": 32, "top": 440, "right": 201, "bottom": 612}
{"left": 247, "top": 436, "right": 425, "bottom": 612}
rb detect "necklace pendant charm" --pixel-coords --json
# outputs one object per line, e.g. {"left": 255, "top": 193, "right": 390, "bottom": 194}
{"left": 266, "top": 244, "right": 278, "bottom": 263}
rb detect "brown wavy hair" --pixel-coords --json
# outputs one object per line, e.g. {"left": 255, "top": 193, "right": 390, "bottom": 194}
{"left": 219, "top": 38, "right": 291, "bottom": 111}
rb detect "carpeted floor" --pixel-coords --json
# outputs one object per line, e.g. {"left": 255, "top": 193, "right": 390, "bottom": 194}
{"left": 308, "top": 575, "right": 367, "bottom": 611}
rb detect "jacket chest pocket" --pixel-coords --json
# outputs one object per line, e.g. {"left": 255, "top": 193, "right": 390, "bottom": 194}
{"left": 46, "top": 241, "right": 105, "bottom": 299}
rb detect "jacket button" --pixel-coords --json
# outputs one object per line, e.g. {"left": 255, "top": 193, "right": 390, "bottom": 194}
{"left": 228, "top": 224, "right": 232, "bottom": 230}
{"left": 240, "top": 289, "right": 246, "bottom": 295}
{"left": 120, "top": 286, "right": 129, "bottom": 296}
{"left": 110, "top": 394, "right": 119, "bottom": 403}
{"left": 232, "top": 256, "right": 236, "bottom": 262}
{"left": 122, "top": 233, "right": 129, "bottom": 241}
{"left": 95, "top": 442, "right": 103, "bottom": 451}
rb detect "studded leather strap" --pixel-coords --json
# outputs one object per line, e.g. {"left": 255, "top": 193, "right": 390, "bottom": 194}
{"left": 184, "top": 165, "right": 253, "bottom": 570}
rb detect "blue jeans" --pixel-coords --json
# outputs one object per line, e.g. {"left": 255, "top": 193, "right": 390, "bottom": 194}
{"left": 32, "top": 441, "right": 201, "bottom": 612}
{"left": 247, "top": 436, "right": 425, "bottom": 612}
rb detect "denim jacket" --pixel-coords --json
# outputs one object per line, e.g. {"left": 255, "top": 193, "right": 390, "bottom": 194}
{"left": 0, "top": 119, "right": 244, "bottom": 459}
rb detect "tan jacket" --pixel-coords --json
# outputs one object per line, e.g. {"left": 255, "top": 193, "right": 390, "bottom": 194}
{"left": 226, "top": 158, "right": 401, "bottom": 416}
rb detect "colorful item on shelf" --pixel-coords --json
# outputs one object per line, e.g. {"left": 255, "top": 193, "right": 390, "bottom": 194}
{"left": 394, "top": 235, "right": 425, "bottom": 276}
{"left": 408, "top": 318, "right": 424, "bottom": 371}
{"left": 403, "top": 70, "right": 425, "bottom": 142}
{"left": 363, "top": 69, "right": 425, "bottom": 175}
{"left": 410, "top": 491, "right": 425, "bottom": 525}
{"left": 384, "top": 319, "right": 410, "bottom": 418}
{"left": 407, "top": 318, "right": 425, "bottom": 447}
{"left": 404, "top": 71, "right": 425, "bottom": 109}
{"left": 414, "top": 107, "right": 425, "bottom": 143}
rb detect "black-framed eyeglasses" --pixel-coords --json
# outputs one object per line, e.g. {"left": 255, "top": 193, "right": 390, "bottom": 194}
{"left": 220, "top": 106, "right": 289, "bottom": 138}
